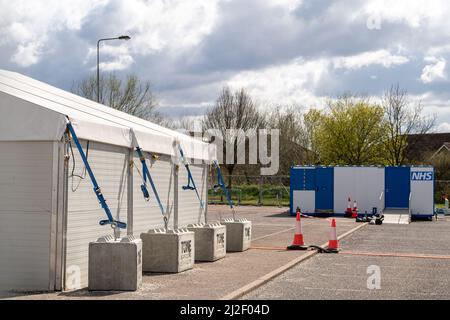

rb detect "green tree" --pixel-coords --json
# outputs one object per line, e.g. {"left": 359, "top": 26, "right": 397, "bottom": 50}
{"left": 315, "top": 95, "right": 387, "bottom": 165}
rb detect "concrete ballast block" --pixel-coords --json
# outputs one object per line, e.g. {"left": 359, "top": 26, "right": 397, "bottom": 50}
{"left": 140, "top": 228, "right": 195, "bottom": 273}
{"left": 88, "top": 235, "right": 142, "bottom": 291}
{"left": 187, "top": 223, "right": 226, "bottom": 261}
{"left": 222, "top": 218, "right": 252, "bottom": 252}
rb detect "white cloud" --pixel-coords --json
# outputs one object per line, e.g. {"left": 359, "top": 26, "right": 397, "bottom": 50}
{"left": 426, "top": 45, "right": 450, "bottom": 57}
{"left": 266, "top": 0, "right": 303, "bottom": 11}
{"left": 111, "top": 0, "right": 220, "bottom": 55}
{"left": 437, "top": 122, "right": 450, "bottom": 132}
{"left": 227, "top": 57, "right": 330, "bottom": 106}
{"left": 421, "top": 57, "right": 446, "bottom": 83}
{"left": 86, "top": 44, "right": 134, "bottom": 71}
{"left": 0, "top": 0, "right": 108, "bottom": 67}
{"left": 100, "top": 56, "right": 134, "bottom": 72}
{"left": 6, "top": 22, "right": 33, "bottom": 44}
{"left": 10, "top": 42, "right": 43, "bottom": 67}
{"left": 225, "top": 50, "right": 409, "bottom": 107}
{"left": 334, "top": 50, "right": 409, "bottom": 70}
{"left": 0, "top": 0, "right": 219, "bottom": 67}
{"left": 363, "top": 0, "right": 445, "bottom": 28}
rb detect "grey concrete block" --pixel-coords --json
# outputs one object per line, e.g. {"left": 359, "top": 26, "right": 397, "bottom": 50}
{"left": 187, "top": 223, "right": 226, "bottom": 262}
{"left": 140, "top": 229, "right": 195, "bottom": 273}
{"left": 222, "top": 219, "right": 252, "bottom": 252}
{"left": 88, "top": 235, "right": 142, "bottom": 291}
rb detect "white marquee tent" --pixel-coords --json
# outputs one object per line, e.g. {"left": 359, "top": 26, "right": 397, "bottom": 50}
{"left": 0, "top": 70, "right": 216, "bottom": 291}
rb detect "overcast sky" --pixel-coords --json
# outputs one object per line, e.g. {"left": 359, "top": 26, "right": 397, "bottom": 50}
{"left": 1, "top": 0, "right": 450, "bottom": 131}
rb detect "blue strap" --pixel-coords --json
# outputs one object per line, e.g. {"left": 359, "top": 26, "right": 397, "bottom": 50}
{"left": 136, "top": 147, "right": 165, "bottom": 216}
{"left": 213, "top": 160, "right": 234, "bottom": 209}
{"left": 141, "top": 157, "right": 150, "bottom": 200}
{"left": 178, "top": 145, "right": 204, "bottom": 209}
{"left": 67, "top": 122, "right": 126, "bottom": 229}
{"left": 182, "top": 170, "right": 196, "bottom": 191}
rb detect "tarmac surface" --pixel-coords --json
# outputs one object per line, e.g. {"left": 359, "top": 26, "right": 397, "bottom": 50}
{"left": 0, "top": 205, "right": 361, "bottom": 300}
{"left": 243, "top": 215, "right": 450, "bottom": 300}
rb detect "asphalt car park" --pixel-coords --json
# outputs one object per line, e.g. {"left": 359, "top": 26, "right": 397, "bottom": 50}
{"left": 243, "top": 216, "right": 450, "bottom": 300}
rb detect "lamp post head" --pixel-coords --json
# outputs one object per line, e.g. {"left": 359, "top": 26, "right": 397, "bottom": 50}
{"left": 118, "top": 35, "right": 131, "bottom": 40}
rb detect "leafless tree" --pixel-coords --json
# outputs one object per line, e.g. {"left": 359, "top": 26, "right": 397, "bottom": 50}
{"left": 383, "top": 84, "right": 435, "bottom": 165}
{"left": 203, "top": 87, "right": 265, "bottom": 187}
{"left": 302, "top": 108, "right": 323, "bottom": 164}
{"left": 164, "top": 117, "right": 199, "bottom": 131}
{"left": 72, "top": 73, "right": 161, "bottom": 122}
{"left": 266, "top": 105, "right": 309, "bottom": 173}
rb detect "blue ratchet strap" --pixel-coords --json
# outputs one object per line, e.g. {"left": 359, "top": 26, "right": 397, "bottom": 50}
{"left": 135, "top": 147, "right": 165, "bottom": 216}
{"left": 178, "top": 144, "right": 204, "bottom": 209}
{"left": 66, "top": 121, "right": 126, "bottom": 229}
{"left": 213, "top": 160, "right": 234, "bottom": 210}
{"left": 141, "top": 159, "right": 150, "bottom": 200}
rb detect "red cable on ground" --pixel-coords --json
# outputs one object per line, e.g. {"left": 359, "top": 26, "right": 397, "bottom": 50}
{"left": 251, "top": 246, "right": 289, "bottom": 251}
{"left": 340, "top": 251, "right": 450, "bottom": 260}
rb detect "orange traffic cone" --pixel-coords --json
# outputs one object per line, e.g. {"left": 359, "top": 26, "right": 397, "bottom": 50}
{"left": 287, "top": 210, "right": 308, "bottom": 250}
{"left": 345, "top": 197, "right": 352, "bottom": 216}
{"left": 351, "top": 200, "right": 358, "bottom": 218}
{"left": 327, "top": 219, "right": 339, "bottom": 252}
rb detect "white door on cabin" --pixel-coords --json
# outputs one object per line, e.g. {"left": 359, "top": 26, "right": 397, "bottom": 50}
{"left": 293, "top": 190, "right": 315, "bottom": 214}
{"left": 410, "top": 167, "right": 434, "bottom": 216}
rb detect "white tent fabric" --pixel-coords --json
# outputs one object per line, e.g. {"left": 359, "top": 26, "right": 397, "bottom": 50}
{"left": 0, "top": 70, "right": 215, "bottom": 160}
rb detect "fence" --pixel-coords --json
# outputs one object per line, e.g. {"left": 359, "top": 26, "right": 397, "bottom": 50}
{"left": 208, "top": 175, "right": 290, "bottom": 207}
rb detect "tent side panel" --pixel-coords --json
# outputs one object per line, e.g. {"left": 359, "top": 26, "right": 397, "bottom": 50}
{"left": 0, "top": 91, "right": 66, "bottom": 142}
{"left": 178, "top": 162, "right": 207, "bottom": 227}
{"left": 132, "top": 154, "right": 174, "bottom": 236}
{"left": 65, "top": 140, "right": 129, "bottom": 290}
{"left": 0, "top": 141, "right": 53, "bottom": 291}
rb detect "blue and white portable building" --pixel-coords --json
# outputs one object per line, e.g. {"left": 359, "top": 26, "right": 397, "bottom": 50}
{"left": 290, "top": 166, "right": 434, "bottom": 219}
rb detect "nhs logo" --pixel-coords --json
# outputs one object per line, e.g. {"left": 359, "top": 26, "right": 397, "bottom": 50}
{"left": 411, "top": 171, "right": 433, "bottom": 181}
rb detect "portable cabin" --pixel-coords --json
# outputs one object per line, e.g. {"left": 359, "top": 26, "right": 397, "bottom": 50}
{"left": 290, "top": 166, "right": 434, "bottom": 219}
{"left": 0, "top": 70, "right": 215, "bottom": 291}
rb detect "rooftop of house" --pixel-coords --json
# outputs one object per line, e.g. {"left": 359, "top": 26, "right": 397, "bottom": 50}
{"left": 406, "top": 132, "right": 450, "bottom": 161}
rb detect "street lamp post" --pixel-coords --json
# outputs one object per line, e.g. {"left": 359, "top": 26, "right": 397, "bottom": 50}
{"left": 96, "top": 35, "right": 131, "bottom": 102}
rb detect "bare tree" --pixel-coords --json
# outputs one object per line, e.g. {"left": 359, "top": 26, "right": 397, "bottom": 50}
{"left": 383, "top": 84, "right": 435, "bottom": 165}
{"left": 72, "top": 73, "right": 161, "bottom": 121}
{"left": 164, "top": 117, "right": 199, "bottom": 131}
{"left": 302, "top": 108, "right": 323, "bottom": 164}
{"left": 266, "top": 105, "right": 309, "bottom": 173}
{"left": 203, "top": 87, "right": 265, "bottom": 187}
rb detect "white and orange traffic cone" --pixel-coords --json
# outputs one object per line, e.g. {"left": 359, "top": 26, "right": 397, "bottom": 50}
{"left": 351, "top": 200, "right": 358, "bottom": 218}
{"left": 287, "top": 210, "right": 308, "bottom": 250}
{"left": 327, "top": 218, "right": 339, "bottom": 252}
{"left": 345, "top": 197, "right": 352, "bottom": 217}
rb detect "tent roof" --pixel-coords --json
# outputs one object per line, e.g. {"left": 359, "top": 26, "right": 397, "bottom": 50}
{"left": 0, "top": 70, "right": 214, "bottom": 160}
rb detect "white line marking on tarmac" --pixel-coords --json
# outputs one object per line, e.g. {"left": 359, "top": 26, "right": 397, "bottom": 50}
{"left": 252, "top": 227, "right": 295, "bottom": 241}
{"left": 221, "top": 222, "right": 368, "bottom": 300}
